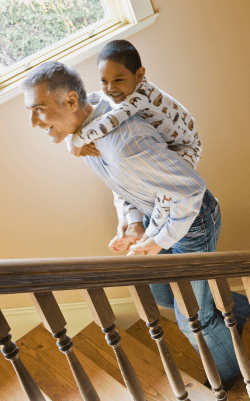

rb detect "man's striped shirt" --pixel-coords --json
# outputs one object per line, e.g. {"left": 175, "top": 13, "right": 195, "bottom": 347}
{"left": 83, "top": 97, "right": 206, "bottom": 250}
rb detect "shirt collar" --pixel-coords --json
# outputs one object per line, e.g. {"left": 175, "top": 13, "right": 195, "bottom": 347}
{"left": 80, "top": 98, "right": 112, "bottom": 131}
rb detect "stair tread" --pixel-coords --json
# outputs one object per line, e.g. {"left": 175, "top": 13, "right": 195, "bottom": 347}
{"left": 127, "top": 315, "right": 207, "bottom": 383}
{"left": 1, "top": 315, "right": 250, "bottom": 400}
{"left": 127, "top": 315, "right": 250, "bottom": 401}
{"left": 0, "top": 323, "right": 129, "bottom": 401}
{"left": 74, "top": 320, "right": 216, "bottom": 400}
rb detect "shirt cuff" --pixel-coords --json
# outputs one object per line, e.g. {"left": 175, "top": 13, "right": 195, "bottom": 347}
{"left": 145, "top": 225, "right": 160, "bottom": 237}
{"left": 126, "top": 210, "right": 143, "bottom": 224}
{"left": 154, "top": 226, "right": 175, "bottom": 250}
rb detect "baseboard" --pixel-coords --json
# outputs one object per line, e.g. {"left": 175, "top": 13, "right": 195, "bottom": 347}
{"left": 2, "top": 297, "right": 139, "bottom": 341}
{"left": 2, "top": 285, "right": 246, "bottom": 342}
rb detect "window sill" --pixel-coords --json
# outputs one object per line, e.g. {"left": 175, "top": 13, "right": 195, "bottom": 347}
{"left": 0, "top": 13, "right": 158, "bottom": 105}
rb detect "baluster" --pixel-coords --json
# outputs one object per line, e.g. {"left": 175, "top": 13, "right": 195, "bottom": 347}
{"left": 0, "top": 309, "right": 47, "bottom": 401}
{"left": 209, "top": 278, "right": 250, "bottom": 396}
{"left": 30, "top": 292, "right": 100, "bottom": 401}
{"left": 170, "top": 281, "right": 228, "bottom": 401}
{"left": 128, "top": 284, "right": 190, "bottom": 401}
{"left": 241, "top": 277, "right": 250, "bottom": 303}
{"left": 82, "top": 287, "right": 146, "bottom": 401}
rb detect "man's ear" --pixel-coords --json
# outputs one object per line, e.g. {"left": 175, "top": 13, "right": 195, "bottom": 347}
{"left": 137, "top": 66, "right": 146, "bottom": 83}
{"left": 66, "top": 91, "right": 79, "bottom": 111}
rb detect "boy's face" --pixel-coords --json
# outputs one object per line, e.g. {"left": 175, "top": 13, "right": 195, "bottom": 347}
{"left": 98, "top": 60, "right": 145, "bottom": 104}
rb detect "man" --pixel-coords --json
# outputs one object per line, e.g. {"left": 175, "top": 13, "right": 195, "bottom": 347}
{"left": 21, "top": 61, "right": 250, "bottom": 384}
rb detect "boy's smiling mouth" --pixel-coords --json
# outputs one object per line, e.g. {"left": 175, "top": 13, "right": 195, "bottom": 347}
{"left": 108, "top": 93, "right": 124, "bottom": 102}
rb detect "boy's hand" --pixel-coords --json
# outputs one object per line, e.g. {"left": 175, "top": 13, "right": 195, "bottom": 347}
{"left": 79, "top": 143, "right": 101, "bottom": 157}
{"left": 65, "top": 134, "right": 100, "bottom": 157}
{"left": 109, "top": 221, "right": 145, "bottom": 253}
{"left": 127, "top": 234, "right": 162, "bottom": 256}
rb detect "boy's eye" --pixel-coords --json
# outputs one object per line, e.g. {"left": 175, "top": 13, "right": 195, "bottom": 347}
{"left": 115, "top": 79, "right": 123, "bottom": 82}
{"left": 35, "top": 107, "right": 41, "bottom": 112}
{"left": 101, "top": 80, "right": 107, "bottom": 84}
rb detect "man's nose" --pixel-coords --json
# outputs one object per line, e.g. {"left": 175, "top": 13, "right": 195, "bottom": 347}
{"left": 30, "top": 111, "right": 40, "bottom": 127}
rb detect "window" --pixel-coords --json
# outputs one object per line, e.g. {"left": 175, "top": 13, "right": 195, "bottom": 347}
{"left": 0, "top": 0, "right": 157, "bottom": 104}
{"left": 0, "top": 0, "right": 114, "bottom": 74}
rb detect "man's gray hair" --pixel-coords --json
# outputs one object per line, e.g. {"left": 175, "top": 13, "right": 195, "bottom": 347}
{"left": 20, "top": 61, "right": 87, "bottom": 107}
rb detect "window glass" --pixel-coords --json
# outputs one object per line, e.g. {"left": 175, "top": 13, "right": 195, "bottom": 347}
{"left": 0, "top": 0, "right": 109, "bottom": 74}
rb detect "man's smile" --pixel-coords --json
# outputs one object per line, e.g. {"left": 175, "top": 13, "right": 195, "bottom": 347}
{"left": 45, "top": 126, "right": 53, "bottom": 134}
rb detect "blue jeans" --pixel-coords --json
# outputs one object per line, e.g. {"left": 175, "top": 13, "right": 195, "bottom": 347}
{"left": 145, "top": 188, "right": 250, "bottom": 382}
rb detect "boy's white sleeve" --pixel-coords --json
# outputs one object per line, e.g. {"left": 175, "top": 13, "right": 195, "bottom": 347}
{"left": 139, "top": 80, "right": 202, "bottom": 169}
{"left": 113, "top": 192, "right": 143, "bottom": 224}
{"left": 145, "top": 194, "right": 170, "bottom": 237}
{"left": 174, "top": 131, "right": 202, "bottom": 170}
{"left": 72, "top": 85, "right": 149, "bottom": 147}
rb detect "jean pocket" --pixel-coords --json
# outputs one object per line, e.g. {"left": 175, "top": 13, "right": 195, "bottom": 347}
{"left": 174, "top": 220, "right": 207, "bottom": 253}
{"left": 185, "top": 215, "right": 205, "bottom": 238}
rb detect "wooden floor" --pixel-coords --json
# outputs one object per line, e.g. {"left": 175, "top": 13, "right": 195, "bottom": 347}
{"left": 0, "top": 315, "right": 250, "bottom": 400}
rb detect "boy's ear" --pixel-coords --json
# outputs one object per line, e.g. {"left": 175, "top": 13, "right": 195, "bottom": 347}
{"left": 137, "top": 66, "right": 146, "bottom": 83}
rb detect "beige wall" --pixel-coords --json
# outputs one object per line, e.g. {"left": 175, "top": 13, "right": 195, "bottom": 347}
{"left": 1, "top": 0, "right": 249, "bottom": 308}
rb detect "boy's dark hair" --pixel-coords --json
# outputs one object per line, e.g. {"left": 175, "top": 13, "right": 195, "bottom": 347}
{"left": 97, "top": 40, "right": 142, "bottom": 74}
{"left": 20, "top": 61, "right": 87, "bottom": 107}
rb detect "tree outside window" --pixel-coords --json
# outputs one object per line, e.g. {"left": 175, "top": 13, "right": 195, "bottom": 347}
{"left": 0, "top": 0, "right": 106, "bottom": 74}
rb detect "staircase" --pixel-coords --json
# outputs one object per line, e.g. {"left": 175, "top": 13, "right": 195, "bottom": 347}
{"left": 1, "top": 252, "right": 250, "bottom": 400}
{"left": 1, "top": 314, "right": 250, "bottom": 400}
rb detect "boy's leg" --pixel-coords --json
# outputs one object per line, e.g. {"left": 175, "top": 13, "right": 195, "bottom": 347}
{"left": 170, "top": 189, "right": 249, "bottom": 381}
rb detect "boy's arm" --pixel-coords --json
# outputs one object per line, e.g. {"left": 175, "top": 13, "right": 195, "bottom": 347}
{"left": 72, "top": 85, "right": 150, "bottom": 149}
{"left": 169, "top": 130, "right": 202, "bottom": 170}
{"left": 137, "top": 79, "right": 202, "bottom": 169}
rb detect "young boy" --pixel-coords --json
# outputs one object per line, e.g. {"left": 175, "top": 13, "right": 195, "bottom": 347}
{"left": 67, "top": 40, "right": 202, "bottom": 241}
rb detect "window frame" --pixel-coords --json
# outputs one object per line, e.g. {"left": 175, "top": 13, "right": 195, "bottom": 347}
{"left": 0, "top": 0, "right": 158, "bottom": 105}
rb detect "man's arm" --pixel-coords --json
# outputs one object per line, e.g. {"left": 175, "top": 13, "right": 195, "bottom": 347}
{"left": 109, "top": 192, "right": 145, "bottom": 252}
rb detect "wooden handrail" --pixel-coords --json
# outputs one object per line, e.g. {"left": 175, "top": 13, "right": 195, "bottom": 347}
{"left": 0, "top": 251, "right": 250, "bottom": 294}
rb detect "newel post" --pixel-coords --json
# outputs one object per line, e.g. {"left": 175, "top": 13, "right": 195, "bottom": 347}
{"left": 30, "top": 291, "right": 100, "bottom": 401}
{"left": 0, "top": 309, "right": 47, "bottom": 401}
{"left": 170, "top": 280, "right": 228, "bottom": 401}
{"left": 129, "top": 284, "right": 191, "bottom": 401}
{"left": 82, "top": 287, "right": 146, "bottom": 401}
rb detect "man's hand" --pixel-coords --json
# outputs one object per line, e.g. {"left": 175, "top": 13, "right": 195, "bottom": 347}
{"left": 127, "top": 233, "right": 162, "bottom": 256}
{"left": 65, "top": 134, "right": 100, "bottom": 157}
{"left": 109, "top": 221, "right": 145, "bottom": 253}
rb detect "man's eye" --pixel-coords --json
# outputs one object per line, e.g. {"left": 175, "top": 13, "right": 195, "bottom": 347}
{"left": 116, "top": 79, "right": 123, "bottom": 82}
{"left": 35, "top": 107, "right": 41, "bottom": 112}
{"left": 101, "top": 80, "right": 107, "bottom": 84}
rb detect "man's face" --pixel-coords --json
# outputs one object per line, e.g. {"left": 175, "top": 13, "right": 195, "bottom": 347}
{"left": 98, "top": 60, "right": 144, "bottom": 104}
{"left": 24, "top": 82, "right": 78, "bottom": 143}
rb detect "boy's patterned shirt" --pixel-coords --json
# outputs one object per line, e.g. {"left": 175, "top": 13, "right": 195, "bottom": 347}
{"left": 75, "top": 77, "right": 202, "bottom": 169}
